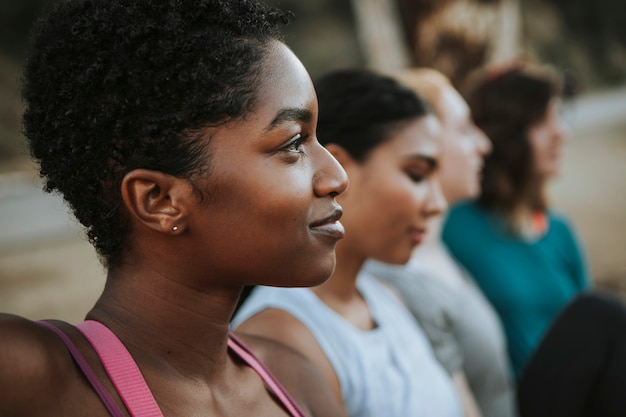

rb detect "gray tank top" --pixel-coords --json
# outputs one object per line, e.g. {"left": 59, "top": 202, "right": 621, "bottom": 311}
{"left": 232, "top": 272, "right": 463, "bottom": 417}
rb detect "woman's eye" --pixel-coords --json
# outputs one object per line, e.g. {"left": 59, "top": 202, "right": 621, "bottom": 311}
{"left": 406, "top": 163, "right": 432, "bottom": 183}
{"left": 407, "top": 171, "right": 425, "bottom": 183}
{"left": 283, "top": 133, "right": 308, "bottom": 154}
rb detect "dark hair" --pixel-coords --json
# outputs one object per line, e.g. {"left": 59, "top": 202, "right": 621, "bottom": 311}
{"left": 22, "top": 0, "right": 291, "bottom": 269}
{"left": 315, "top": 68, "right": 431, "bottom": 161}
{"left": 466, "top": 63, "right": 563, "bottom": 221}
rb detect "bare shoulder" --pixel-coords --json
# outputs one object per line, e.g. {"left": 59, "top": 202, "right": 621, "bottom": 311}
{"left": 236, "top": 332, "right": 347, "bottom": 417}
{"left": 0, "top": 314, "right": 67, "bottom": 381}
{"left": 236, "top": 331, "right": 321, "bottom": 386}
{"left": 235, "top": 308, "right": 321, "bottom": 363}
{"left": 0, "top": 314, "right": 75, "bottom": 415}
{"left": 235, "top": 309, "right": 344, "bottom": 412}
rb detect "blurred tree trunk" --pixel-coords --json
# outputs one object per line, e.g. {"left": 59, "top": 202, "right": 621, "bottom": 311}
{"left": 349, "top": 0, "right": 412, "bottom": 73}
{"left": 490, "top": 0, "right": 523, "bottom": 64}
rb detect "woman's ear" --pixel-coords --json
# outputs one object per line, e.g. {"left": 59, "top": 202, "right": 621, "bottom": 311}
{"left": 121, "top": 169, "right": 193, "bottom": 234}
{"left": 324, "top": 143, "right": 356, "bottom": 169}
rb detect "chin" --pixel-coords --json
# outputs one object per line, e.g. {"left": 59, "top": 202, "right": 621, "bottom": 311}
{"left": 267, "top": 272, "right": 332, "bottom": 288}
{"left": 456, "top": 189, "right": 479, "bottom": 202}
{"left": 540, "top": 167, "right": 561, "bottom": 179}
{"left": 467, "top": 178, "right": 483, "bottom": 197}
{"left": 377, "top": 250, "right": 412, "bottom": 266}
{"left": 295, "top": 261, "right": 336, "bottom": 288}
{"left": 447, "top": 184, "right": 479, "bottom": 204}
{"left": 295, "top": 275, "right": 333, "bottom": 288}
{"left": 466, "top": 189, "right": 480, "bottom": 200}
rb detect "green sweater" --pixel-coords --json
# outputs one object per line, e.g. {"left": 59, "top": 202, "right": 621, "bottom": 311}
{"left": 442, "top": 200, "right": 590, "bottom": 380}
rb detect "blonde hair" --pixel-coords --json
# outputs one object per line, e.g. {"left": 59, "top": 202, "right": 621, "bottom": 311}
{"left": 391, "top": 68, "right": 452, "bottom": 120}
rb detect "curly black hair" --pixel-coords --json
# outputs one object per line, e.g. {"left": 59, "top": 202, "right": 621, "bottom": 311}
{"left": 22, "top": 0, "right": 292, "bottom": 269}
{"left": 315, "top": 68, "right": 432, "bottom": 162}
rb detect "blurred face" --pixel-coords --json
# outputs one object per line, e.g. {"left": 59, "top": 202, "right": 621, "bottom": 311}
{"left": 529, "top": 97, "right": 568, "bottom": 178}
{"left": 434, "top": 84, "right": 491, "bottom": 203}
{"left": 187, "top": 42, "right": 348, "bottom": 287}
{"left": 337, "top": 114, "right": 446, "bottom": 265}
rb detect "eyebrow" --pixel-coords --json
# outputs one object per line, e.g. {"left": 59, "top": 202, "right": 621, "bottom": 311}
{"left": 265, "top": 107, "right": 313, "bottom": 132}
{"left": 406, "top": 155, "right": 439, "bottom": 170}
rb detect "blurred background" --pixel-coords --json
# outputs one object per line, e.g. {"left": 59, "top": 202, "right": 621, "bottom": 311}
{"left": 1, "top": 0, "right": 625, "bottom": 322}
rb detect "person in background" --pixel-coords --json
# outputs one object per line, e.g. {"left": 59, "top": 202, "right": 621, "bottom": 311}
{"left": 365, "top": 68, "right": 517, "bottom": 417}
{"left": 0, "top": 1, "right": 350, "bottom": 416}
{"left": 233, "top": 68, "right": 469, "bottom": 417}
{"left": 442, "top": 62, "right": 591, "bottom": 381}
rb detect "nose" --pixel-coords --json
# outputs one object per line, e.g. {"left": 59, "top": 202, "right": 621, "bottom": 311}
{"left": 554, "top": 116, "right": 570, "bottom": 144}
{"left": 423, "top": 177, "right": 447, "bottom": 219}
{"left": 474, "top": 126, "right": 492, "bottom": 156}
{"left": 313, "top": 142, "right": 349, "bottom": 198}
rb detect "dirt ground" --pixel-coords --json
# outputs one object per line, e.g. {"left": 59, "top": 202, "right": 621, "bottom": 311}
{"left": 1, "top": 93, "right": 625, "bottom": 323}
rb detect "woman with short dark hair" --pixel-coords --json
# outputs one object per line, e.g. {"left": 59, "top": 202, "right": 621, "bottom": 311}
{"left": 0, "top": 1, "right": 349, "bottom": 416}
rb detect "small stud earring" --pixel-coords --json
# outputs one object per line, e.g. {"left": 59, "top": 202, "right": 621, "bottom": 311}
{"left": 172, "top": 226, "right": 178, "bottom": 231}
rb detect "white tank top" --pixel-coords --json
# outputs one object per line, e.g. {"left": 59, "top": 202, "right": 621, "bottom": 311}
{"left": 232, "top": 272, "right": 463, "bottom": 417}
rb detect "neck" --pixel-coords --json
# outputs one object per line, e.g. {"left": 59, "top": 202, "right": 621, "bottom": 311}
{"left": 311, "top": 240, "right": 375, "bottom": 330}
{"left": 514, "top": 205, "right": 548, "bottom": 239}
{"left": 313, "top": 240, "right": 364, "bottom": 302}
{"left": 409, "top": 213, "right": 469, "bottom": 287}
{"left": 87, "top": 264, "right": 241, "bottom": 382}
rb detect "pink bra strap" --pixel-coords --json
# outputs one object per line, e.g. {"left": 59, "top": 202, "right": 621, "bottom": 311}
{"left": 37, "top": 321, "right": 126, "bottom": 417}
{"left": 77, "top": 320, "right": 164, "bottom": 417}
{"left": 75, "top": 321, "right": 304, "bottom": 417}
{"left": 228, "top": 333, "right": 306, "bottom": 417}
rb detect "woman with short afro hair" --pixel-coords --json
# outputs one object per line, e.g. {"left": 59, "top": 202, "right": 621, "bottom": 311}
{"left": 1, "top": 1, "right": 349, "bottom": 416}
{"left": 23, "top": 0, "right": 292, "bottom": 270}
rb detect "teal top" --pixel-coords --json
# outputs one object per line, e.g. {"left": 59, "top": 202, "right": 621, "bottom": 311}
{"left": 442, "top": 200, "right": 590, "bottom": 380}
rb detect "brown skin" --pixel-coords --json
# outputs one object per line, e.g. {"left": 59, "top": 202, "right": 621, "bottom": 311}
{"left": 528, "top": 97, "right": 568, "bottom": 180}
{"left": 0, "top": 42, "right": 348, "bottom": 417}
{"left": 394, "top": 68, "right": 491, "bottom": 204}
{"left": 395, "top": 69, "right": 489, "bottom": 417}
{"left": 237, "top": 114, "right": 447, "bottom": 405}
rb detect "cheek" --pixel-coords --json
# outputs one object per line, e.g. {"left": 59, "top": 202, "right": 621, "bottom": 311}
{"left": 368, "top": 181, "right": 426, "bottom": 262}
{"left": 449, "top": 148, "right": 472, "bottom": 177}
{"left": 234, "top": 173, "right": 311, "bottom": 237}
{"left": 440, "top": 144, "right": 473, "bottom": 193}
{"left": 367, "top": 177, "right": 423, "bottom": 228}
{"left": 202, "top": 166, "right": 312, "bottom": 254}
{"left": 533, "top": 137, "right": 552, "bottom": 166}
{"left": 341, "top": 176, "right": 423, "bottom": 263}
{"left": 444, "top": 137, "right": 473, "bottom": 172}
{"left": 530, "top": 126, "right": 553, "bottom": 153}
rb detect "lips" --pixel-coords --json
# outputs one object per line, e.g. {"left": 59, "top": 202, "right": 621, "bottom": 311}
{"left": 310, "top": 207, "right": 345, "bottom": 240}
{"left": 408, "top": 226, "right": 427, "bottom": 246}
